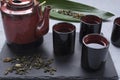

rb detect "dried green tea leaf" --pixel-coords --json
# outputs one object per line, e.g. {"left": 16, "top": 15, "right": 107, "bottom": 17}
{"left": 3, "top": 55, "right": 56, "bottom": 75}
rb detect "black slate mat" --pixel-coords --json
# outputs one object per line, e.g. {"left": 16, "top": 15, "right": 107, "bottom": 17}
{"left": 0, "top": 33, "right": 119, "bottom": 80}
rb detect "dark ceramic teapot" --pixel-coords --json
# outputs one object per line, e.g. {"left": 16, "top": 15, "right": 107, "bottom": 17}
{"left": 0, "top": 0, "right": 51, "bottom": 50}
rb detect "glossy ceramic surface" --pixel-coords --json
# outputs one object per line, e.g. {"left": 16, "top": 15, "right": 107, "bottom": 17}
{"left": 53, "top": 22, "right": 76, "bottom": 56}
{"left": 0, "top": 0, "right": 51, "bottom": 45}
{"left": 79, "top": 15, "right": 102, "bottom": 44}
{"left": 81, "top": 33, "right": 109, "bottom": 71}
{"left": 111, "top": 17, "right": 120, "bottom": 47}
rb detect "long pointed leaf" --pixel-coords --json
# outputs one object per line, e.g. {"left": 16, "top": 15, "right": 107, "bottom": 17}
{"left": 40, "top": 0, "right": 114, "bottom": 22}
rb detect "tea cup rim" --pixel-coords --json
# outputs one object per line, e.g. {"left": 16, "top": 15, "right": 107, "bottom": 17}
{"left": 53, "top": 22, "right": 76, "bottom": 34}
{"left": 80, "top": 15, "right": 102, "bottom": 26}
{"left": 82, "top": 33, "right": 110, "bottom": 49}
{"left": 114, "top": 17, "right": 120, "bottom": 26}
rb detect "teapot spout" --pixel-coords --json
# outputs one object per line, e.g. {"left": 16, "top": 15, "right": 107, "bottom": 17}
{"left": 36, "top": 6, "right": 51, "bottom": 37}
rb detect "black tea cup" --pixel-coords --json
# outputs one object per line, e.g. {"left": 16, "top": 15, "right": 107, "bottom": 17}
{"left": 81, "top": 33, "right": 109, "bottom": 71}
{"left": 53, "top": 22, "right": 76, "bottom": 56}
{"left": 79, "top": 15, "right": 102, "bottom": 44}
{"left": 111, "top": 17, "right": 120, "bottom": 47}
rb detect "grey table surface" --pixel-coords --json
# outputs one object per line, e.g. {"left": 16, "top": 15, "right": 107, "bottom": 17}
{"left": 0, "top": 0, "right": 120, "bottom": 79}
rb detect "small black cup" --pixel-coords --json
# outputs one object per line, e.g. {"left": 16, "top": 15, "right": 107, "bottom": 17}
{"left": 53, "top": 22, "right": 76, "bottom": 56}
{"left": 81, "top": 33, "right": 109, "bottom": 71}
{"left": 111, "top": 17, "right": 120, "bottom": 47}
{"left": 79, "top": 15, "right": 102, "bottom": 44}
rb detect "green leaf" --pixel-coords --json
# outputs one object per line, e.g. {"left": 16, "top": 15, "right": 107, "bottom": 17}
{"left": 40, "top": 0, "right": 114, "bottom": 22}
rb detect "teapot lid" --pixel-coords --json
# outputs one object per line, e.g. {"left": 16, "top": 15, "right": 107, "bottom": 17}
{"left": 7, "top": 0, "right": 34, "bottom": 10}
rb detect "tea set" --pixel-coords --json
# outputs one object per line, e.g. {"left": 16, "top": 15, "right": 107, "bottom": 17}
{"left": 0, "top": 0, "right": 120, "bottom": 72}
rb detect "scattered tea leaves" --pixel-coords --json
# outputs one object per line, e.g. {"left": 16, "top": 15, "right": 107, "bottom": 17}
{"left": 3, "top": 55, "right": 56, "bottom": 75}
